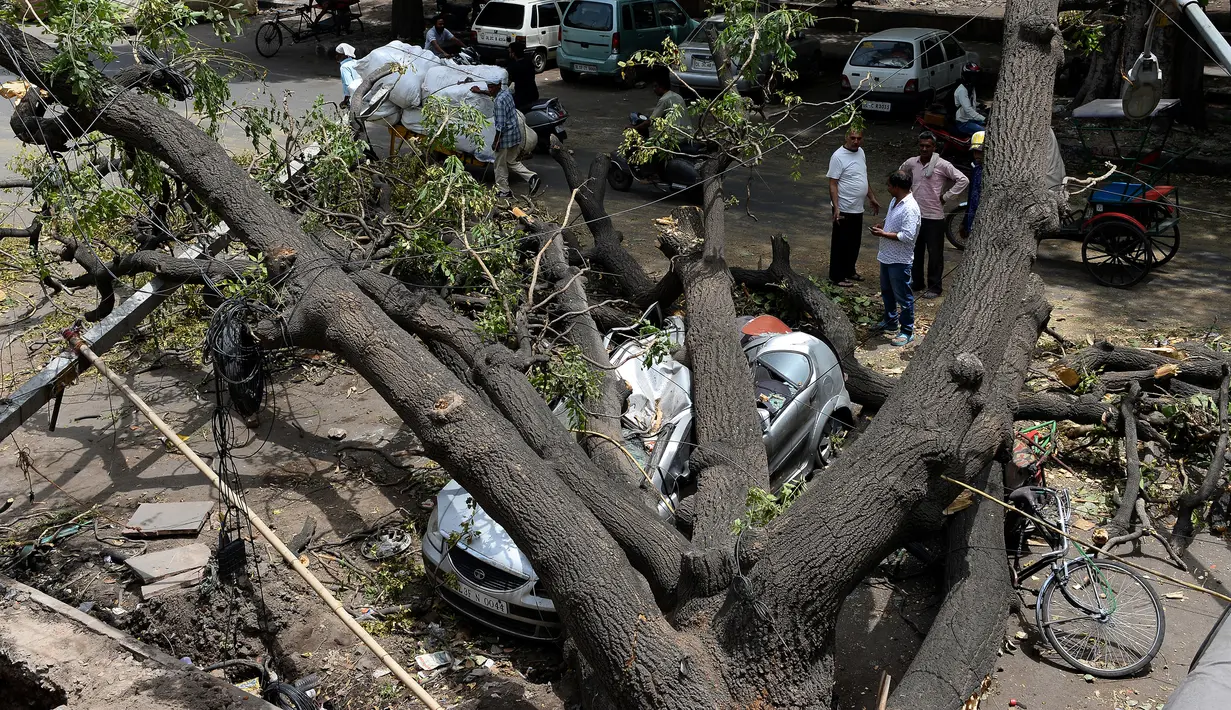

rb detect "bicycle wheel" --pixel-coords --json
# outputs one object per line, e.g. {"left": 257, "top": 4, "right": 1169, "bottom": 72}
{"left": 255, "top": 21, "right": 283, "bottom": 58}
{"left": 1038, "top": 559, "right": 1165, "bottom": 677}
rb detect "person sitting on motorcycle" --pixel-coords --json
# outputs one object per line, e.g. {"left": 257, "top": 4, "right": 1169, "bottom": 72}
{"left": 635, "top": 72, "right": 694, "bottom": 142}
{"left": 960, "top": 131, "right": 984, "bottom": 242}
{"left": 633, "top": 72, "right": 695, "bottom": 179}
{"left": 953, "top": 62, "right": 986, "bottom": 136}
{"left": 426, "top": 15, "right": 463, "bottom": 58}
{"left": 507, "top": 40, "right": 539, "bottom": 111}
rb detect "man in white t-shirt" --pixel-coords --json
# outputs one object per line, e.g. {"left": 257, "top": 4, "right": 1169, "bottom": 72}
{"left": 826, "top": 128, "right": 881, "bottom": 286}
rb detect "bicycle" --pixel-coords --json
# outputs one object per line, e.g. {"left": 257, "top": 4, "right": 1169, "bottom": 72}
{"left": 1008, "top": 484, "right": 1166, "bottom": 677}
{"left": 254, "top": 0, "right": 365, "bottom": 59}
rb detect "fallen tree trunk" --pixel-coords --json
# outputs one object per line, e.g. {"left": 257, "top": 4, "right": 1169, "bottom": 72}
{"left": 889, "top": 464, "right": 1009, "bottom": 710}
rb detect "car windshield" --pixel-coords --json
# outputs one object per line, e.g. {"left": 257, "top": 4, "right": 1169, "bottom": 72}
{"left": 685, "top": 19, "right": 723, "bottom": 43}
{"left": 756, "top": 351, "right": 810, "bottom": 389}
{"left": 475, "top": 2, "right": 526, "bottom": 28}
{"left": 850, "top": 40, "right": 915, "bottom": 68}
{"left": 563, "top": 1, "right": 613, "bottom": 30}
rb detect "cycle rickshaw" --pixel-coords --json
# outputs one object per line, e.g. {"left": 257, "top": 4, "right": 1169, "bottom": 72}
{"left": 254, "top": 0, "right": 365, "bottom": 58}
{"left": 943, "top": 98, "right": 1186, "bottom": 288}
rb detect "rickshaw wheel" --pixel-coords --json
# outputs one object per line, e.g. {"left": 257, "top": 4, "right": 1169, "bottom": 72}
{"left": 1145, "top": 201, "right": 1180, "bottom": 266}
{"left": 1081, "top": 219, "right": 1152, "bottom": 288}
{"left": 255, "top": 22, "right": 282, "bottom": 58}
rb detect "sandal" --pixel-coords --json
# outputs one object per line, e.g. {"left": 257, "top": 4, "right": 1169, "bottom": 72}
{"left": 837, "top": 280, "right": 856, "bottom": 288}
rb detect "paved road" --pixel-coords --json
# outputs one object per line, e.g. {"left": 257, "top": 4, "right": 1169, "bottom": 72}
{"left": 0, "top": 20, "right": 1226, "bottom": 338}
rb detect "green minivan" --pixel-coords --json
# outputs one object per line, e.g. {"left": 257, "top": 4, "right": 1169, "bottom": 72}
{"left": 557, "top": 0, "right": 697, "bottom": 83}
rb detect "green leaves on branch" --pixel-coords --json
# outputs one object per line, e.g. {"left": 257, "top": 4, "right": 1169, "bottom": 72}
{"left": 1058, "top": 10, "right": 1104, "bottom": 57}
{"left": 529, "top": 347, "right": 603, "bottom": 429}
{"left": 731, "top": 480, "right": 806, "bottom": 535}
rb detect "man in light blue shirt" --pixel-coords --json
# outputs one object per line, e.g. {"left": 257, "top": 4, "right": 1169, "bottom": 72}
{"left": 425, "top": 15, "right": 461, "bottom": 57}
{"left": 870, "top": 170, "right": 921, "bottom": 347}
{"left": 335, "top": 43, "right": 361, "bottom": 108}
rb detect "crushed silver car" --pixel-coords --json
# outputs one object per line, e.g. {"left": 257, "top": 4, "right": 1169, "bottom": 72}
{"left": 421, "top": 313, "right": 853, "bottom": 639}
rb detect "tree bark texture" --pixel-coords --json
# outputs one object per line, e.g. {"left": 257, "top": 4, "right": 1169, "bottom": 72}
{"left": 0, "top": 0, "right": 1078, "bottom": 704}
{"left": 890, "top": 464, "right": 1009, "bottom": 710}
{"left": 707, "top": 1, "right": 1063, "bottom": 705}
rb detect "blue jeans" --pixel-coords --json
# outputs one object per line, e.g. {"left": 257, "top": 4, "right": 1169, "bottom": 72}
{"left": 955, "top": 120, "right": 985, "bottom": 136}
{"left": 879, "top": 262, "right": 914, "bottom": 335}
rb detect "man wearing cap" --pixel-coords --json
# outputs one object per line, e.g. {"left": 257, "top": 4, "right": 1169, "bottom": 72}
{"left": 472, "top": 81, "right": 541, "bottom": 198}
{"left": 960, "top": 131, "right": 984, "bottom": 244}
{"left": 335, "top": 43, "right": 361, "bottom": 109}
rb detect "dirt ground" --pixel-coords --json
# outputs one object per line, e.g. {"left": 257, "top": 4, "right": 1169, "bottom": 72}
{"left": 2, "top": 3, "right": 1231, "bottom": 710}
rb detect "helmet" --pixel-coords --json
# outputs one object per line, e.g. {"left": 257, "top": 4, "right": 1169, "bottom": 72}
{"left": 970, "top": 131, "right": 985, "bottom": 151}
{"left": 961, "top": 62, "right": 981, "bottom": 84}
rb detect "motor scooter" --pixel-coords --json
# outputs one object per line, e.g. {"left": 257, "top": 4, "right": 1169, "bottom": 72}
{"left": 522, "top": 98, "right": 568, "bottom": 151}
{"left": 607, "top": 112, "right": 707, "bottom": 202}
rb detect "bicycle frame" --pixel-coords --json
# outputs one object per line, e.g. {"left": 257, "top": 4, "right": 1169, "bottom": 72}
{"left": 1011, "top": 487, "right": 1121, "bottom": 627}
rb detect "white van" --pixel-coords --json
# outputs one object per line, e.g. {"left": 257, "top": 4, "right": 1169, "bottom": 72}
{"left": 840, "top": 28, "right": 978, "bottom": 113}
{"left": 471, "top": 0, "right": 564, "bottom": 73}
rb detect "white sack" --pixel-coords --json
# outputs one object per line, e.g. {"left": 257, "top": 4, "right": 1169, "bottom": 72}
{"left": 357, "top": 73, "right": 400, "bottom": 123}
{"left": 354, "top": 46, "right": 414, "bottom": 79}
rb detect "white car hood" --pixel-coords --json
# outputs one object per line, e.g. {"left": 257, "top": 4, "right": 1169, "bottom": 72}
{"left": 435, "top": 480, "right": 537, "bottom": 579}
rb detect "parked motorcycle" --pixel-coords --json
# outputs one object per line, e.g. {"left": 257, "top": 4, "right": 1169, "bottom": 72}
{"left": 522, "top": 98, "right": 568, "bottom": 152}
{"left": 607, "top": 112, "right": 707, "bottom": 202}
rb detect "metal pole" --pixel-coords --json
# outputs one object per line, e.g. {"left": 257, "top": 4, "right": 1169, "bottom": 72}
{"left": 63, "top": 330, "right": 444, "bottom": 710}
{"left": 1173, "top": 0, "right": 1231, "bottom": 76}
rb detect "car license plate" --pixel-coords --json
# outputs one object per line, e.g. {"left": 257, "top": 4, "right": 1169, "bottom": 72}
{"left": 480, "top": 33, "right": 500, "bottom": 43}
{"left": 862, "top": 100, "right": 892, "bottom": 112}
{"left": 574, "top": 63, "right": 598, "bottom": 73}
{"left": 692, "top": 58, "right": 714, "bottom": 71}
{"left": 457, "top": 582, "right": 509, "bottom": 614}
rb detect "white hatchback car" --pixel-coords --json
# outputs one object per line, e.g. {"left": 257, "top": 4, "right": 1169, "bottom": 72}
{"left": 840, "top": 28, "right": 978, "bottom": 113}
{"left": 471, "top": 0, "right": 565, "bottom": 73}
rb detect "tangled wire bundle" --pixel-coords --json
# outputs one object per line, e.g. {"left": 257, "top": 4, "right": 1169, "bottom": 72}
{"left": 205, "top": 298, "right": 266, "bottom": 418}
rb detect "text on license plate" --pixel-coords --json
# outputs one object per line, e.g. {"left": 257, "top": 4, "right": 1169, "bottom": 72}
{"left": 862, "top": 100, "right": 892, "bottom": 112}
{"left": 458, "top": 583, "right": 509, "bottom": 613}
{"left": 480, "top": 33, "right": 502, "bottom": 43}
{"left": 692, "top": 58, "right": 714, "bottom": 71}
{"left": 574, "top": 63, "right": 598, "bottom": 73}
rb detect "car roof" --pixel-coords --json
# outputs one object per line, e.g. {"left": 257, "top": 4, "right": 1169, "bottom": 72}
{"left": 862, "top": 27, "right": 944, "bottom": 42}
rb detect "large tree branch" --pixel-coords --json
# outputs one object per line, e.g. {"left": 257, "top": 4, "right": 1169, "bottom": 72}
{"left": 711, "top": 2, "right": 1065, "bottom": 702}
{"left": 351, "top": 270, "right": 689, "bottom": 604}
{"left": 890, "top": 464, "right": 1009, "bottom": 710}
{"left": 0, "top": 22, "right": 727, "bottom": 706}
{"left": 549, "top": 143, "right": 682, "bottom": 310}
{"left": 659, "top": 203, "right": 769, "bottom": 553}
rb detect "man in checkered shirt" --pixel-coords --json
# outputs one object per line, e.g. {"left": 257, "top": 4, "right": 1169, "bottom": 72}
{"left": 474, "top": 80, "right": 541, "bottom": 198}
